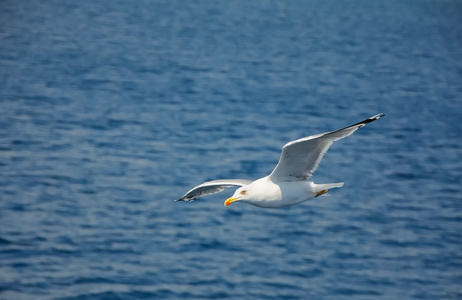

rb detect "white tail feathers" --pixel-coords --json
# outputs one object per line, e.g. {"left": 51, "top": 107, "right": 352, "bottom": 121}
{"left": 317, "top": 182, "right": 344, "bottom": 190}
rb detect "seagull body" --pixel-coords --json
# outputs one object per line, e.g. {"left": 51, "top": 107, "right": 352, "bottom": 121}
{"left": 176, "top": 113, "right": 384, "bottom": 208}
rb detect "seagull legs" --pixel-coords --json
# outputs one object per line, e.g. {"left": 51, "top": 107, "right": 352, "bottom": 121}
{"left": 315, "top": 189, "right": 328, "bottom": 197}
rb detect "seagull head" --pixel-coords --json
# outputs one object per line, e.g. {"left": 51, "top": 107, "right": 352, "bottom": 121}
{"left": 224, "top": 186, "right": 251, "bottom": 206}
{"left": 224, "top": 177, "right": 280, "bottom": 207}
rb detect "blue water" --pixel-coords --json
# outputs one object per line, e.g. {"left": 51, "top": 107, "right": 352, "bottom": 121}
{"left": 1, "top": 0, "right": 461, "bottom": 299}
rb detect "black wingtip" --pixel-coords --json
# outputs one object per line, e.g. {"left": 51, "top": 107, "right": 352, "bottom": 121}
{"left": 365, "top": 113, "right": 385, "bottom": 123}
{"left": 337, "top": 113, "right": 385, "bottom": 131}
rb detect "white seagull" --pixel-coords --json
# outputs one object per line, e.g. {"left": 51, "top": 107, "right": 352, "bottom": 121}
{"left": 176, "top": 113, "right": 384, "bottom": 208}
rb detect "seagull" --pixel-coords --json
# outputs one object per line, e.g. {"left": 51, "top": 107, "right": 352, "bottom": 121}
{"left": 176, "top": 113, "right": 385, "bottom": 208}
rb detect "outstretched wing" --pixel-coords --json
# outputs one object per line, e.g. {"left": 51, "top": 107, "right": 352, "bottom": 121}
{"left": 176, "top": 179, "right": 253, "bottom": 202}
{"left": 269, "top": 113, "right": 385, "bottom": 182}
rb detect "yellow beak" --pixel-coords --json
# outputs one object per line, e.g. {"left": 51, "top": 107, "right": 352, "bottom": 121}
{"left": 224, "top": 197, "right": 241, "bottom": 206}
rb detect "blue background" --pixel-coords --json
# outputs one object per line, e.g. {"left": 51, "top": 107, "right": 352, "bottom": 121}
{"left": 1, "top": 0, "right": 461, "bottom": 299}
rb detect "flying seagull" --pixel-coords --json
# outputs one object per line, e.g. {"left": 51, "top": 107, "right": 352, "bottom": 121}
{"left": 176, "top": 113, "right": 384, "bottom": 208}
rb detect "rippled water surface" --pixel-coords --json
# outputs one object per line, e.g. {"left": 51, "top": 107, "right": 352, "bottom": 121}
{"left": 1, "top": 1, "right": 461, "bottom": 299}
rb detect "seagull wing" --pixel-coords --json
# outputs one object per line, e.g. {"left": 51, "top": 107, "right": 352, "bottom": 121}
{"left": 269, "top": 113, "right": 385, "bottom": 182}
{"left": 176, "top": 179, "right": 253, "bottom": 202}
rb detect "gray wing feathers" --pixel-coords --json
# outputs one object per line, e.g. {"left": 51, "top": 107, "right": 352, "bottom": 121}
{"left": 176, "top": 179, "right": 253, "bottom": 202}
{"left": 269, "top": 113, "right": 384, "bottom": 181}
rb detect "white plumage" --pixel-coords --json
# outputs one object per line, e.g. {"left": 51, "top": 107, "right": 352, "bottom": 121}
{"left": 176, "top": 113, "right": 384, "bottom": 208}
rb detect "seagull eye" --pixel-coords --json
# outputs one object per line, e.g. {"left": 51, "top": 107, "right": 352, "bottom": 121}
{"left": 240, "top": 190, "right": 247, "bottom": 195}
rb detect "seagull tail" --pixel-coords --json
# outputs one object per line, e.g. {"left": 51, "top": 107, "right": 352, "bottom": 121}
{"left": 317, "top": 182, "right": 344, "bottom": 190}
